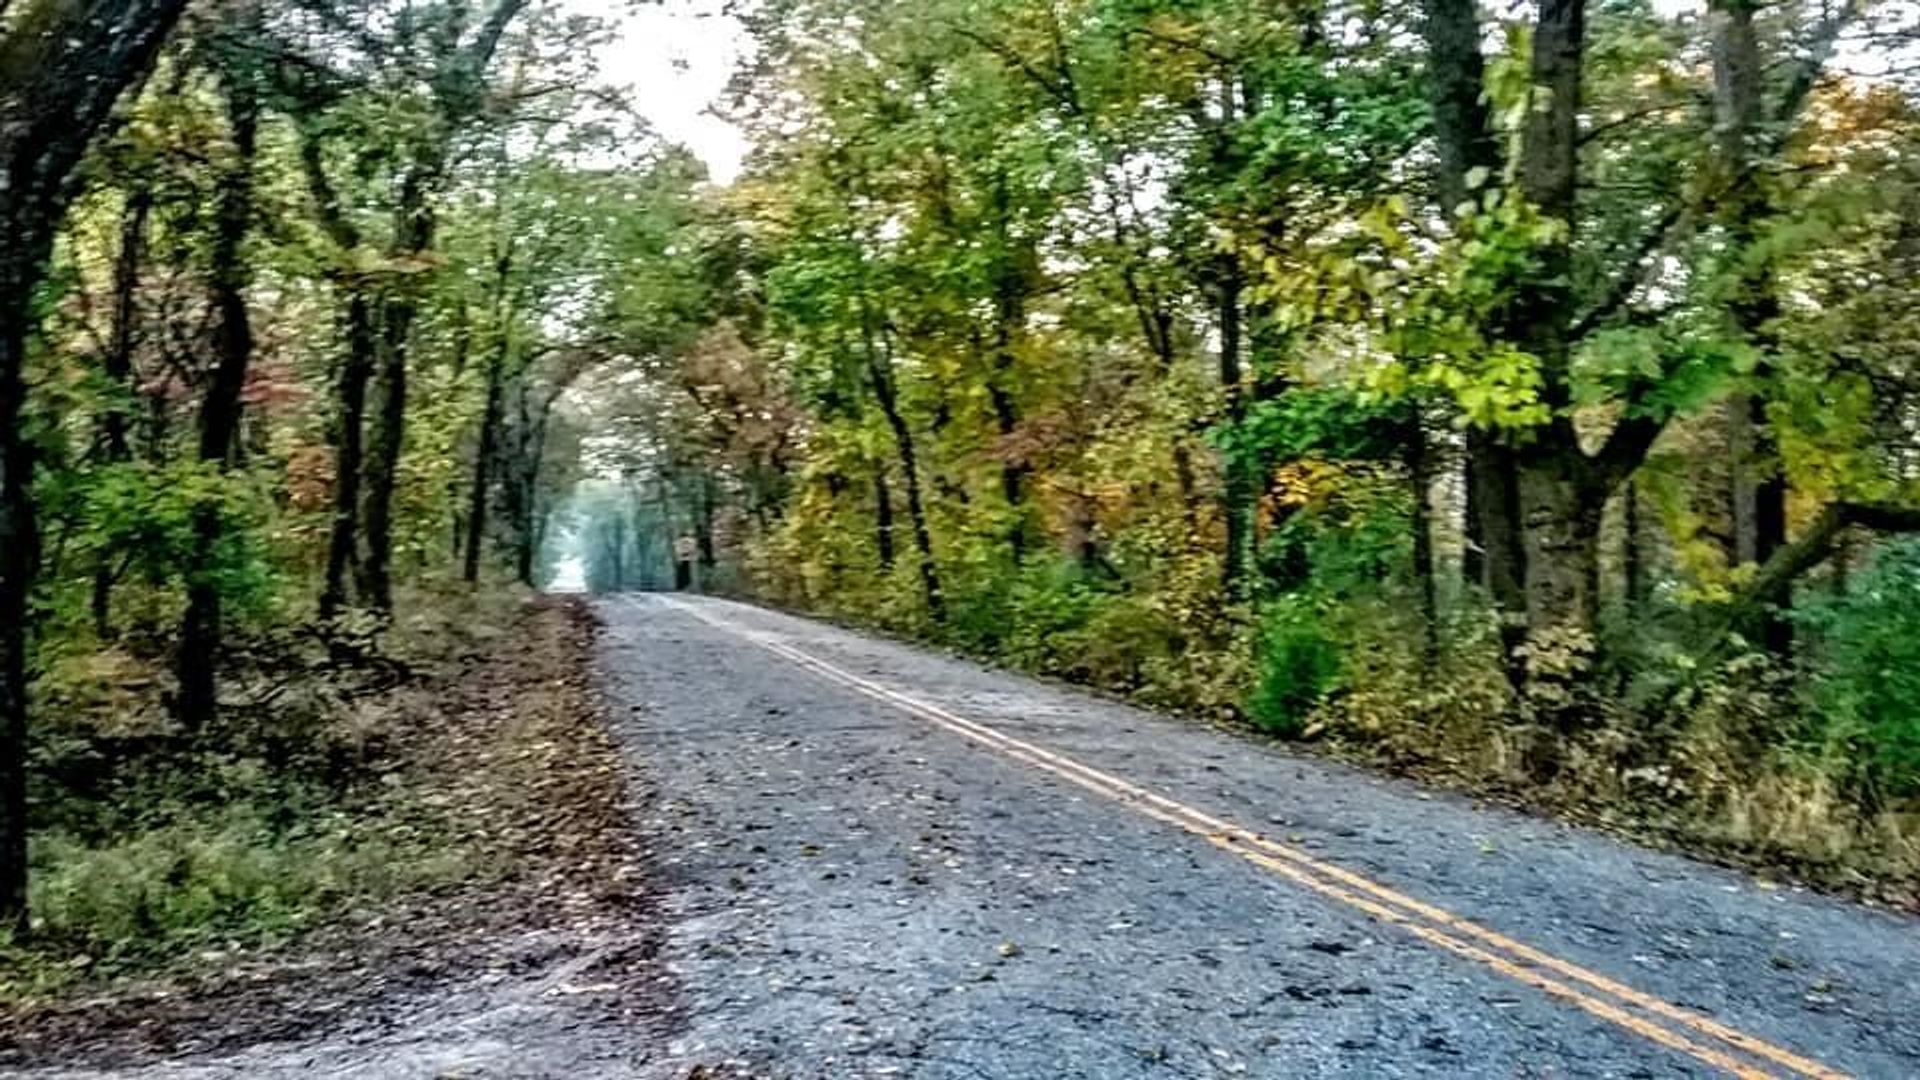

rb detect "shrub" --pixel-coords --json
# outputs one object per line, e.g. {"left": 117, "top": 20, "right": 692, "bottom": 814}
{"left": 1796, "top": 539, "right": 1920, "bottom": 802}
{"left": 996, "top": 561, "right": 1107, "bottom": 674}
{"left": 1247, "top": 595, "right": 1342, "bottom": 735}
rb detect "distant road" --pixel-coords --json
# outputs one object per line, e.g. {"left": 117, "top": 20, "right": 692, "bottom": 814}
{"left": 605, "top": 593, "right": 1920, "bottom": 1079}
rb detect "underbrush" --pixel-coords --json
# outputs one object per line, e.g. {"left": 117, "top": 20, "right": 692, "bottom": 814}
{"left": 809, "top": 550, "right": 1257, "bottom": 720}
{"left": 15, "top": 796, "right": 470, "bottom": 993}
{"left": 1295, "top": 580, "right": 1920, "bottom": 900}
{"left": 1, "top": 579, "right": 533, "bottom": 1001}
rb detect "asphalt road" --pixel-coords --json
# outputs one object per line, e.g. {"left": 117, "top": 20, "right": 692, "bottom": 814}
{"left": 604, "top": 593, "right": 1920, "bottom": 1080}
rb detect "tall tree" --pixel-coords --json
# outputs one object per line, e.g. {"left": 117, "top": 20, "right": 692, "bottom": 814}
{"left": 0, "top": 0, "right": 193, "bottom": 934}
{"left": 355, "top": 0, "right": 531, "bottom": 613}
{"left": 177, "top": 15, "right": 265, "bottom": 730}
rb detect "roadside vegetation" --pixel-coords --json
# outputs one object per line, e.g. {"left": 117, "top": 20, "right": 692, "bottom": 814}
{"left": 0, "top": 0, "right": 676, "bottom": 1003}
{"left": 2, "top": 596, "right": 646, "bottom": 1064}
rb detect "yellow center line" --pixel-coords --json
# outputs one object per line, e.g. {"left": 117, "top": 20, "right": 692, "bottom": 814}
{"left": 649, "top": 596, "right": 1848, "bottom": 1080}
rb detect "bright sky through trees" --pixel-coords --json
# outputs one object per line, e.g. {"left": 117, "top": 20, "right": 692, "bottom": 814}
{"left": 587, "top": 0, "right": 750, "bottom": 182}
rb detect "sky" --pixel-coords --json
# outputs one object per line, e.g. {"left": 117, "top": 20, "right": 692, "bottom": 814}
{"left": 588, "top": 0, "right": 752, "bottom": 184}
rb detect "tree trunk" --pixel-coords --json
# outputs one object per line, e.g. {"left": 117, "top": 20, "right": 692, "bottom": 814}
{"left": 360, "top": 157, "right": 440, "bottom": 614}
{"left": 1622, "top": 478, "right": 1644, "bottom": 618}
{"left": 503, "top": 378, "right": 563, "bottom": 590}
{"left": 1219, "top": 261, "right": 1255, "bottom": 598}
{"left": 1171, "top": 441, "right": 1201, "bottom": 538}
{"left": 696, "top": 472, "right": 717, "bottom": 576}
{"left": 92, "top": 187, "right": 152, "bottom": 639}
{"left": 299, "top": 129, "right": 374, "bottom": 623}
{"left": 361, "top": 317, "right": 412, "bottom": 611}
{"left": 515, "top": 514, "right": 537, "bottom": 586}
{"left": 987, "top": 174, "right": 1034, "bottom": 562}
{"left": 320, "top": 291, "right": 375, "bottom": 619}
{"left": 463, "top": 350, "right": 505, "bottom": 584}
{"left": 873, "top": 467, "right": 897, "bottom": 570}
{"left": 1516, "top": 451, "right": 1603, "bottom": 722}
{"left": 1507, "top": 0, "right": 1592, "bottom": 700}
{"left": 607, "top": 510, "right": 626, "bottom": 591}
{"left": 0, "top": 271, "right": 36, "bottom": 938}
{"left": 178, "top": 52, "right": 260, "bottom": 732}
{"left": 1463, "top": 449, "right": 1483, "bottom": 585}
{"left": 1712, "top": 0, "right": 1792, "bottom": 656}
{"left": 1470, "top": 432, "right": 1527, "bottom": 621}
{"left": 865, "top": 330, "right": 943, "bottom": 621}
{"left": 1408, "top": 414, "right": 1440, "bottom": 666}
{"left": 1418, "top": 0, "right": 1526, "bottom": 620}
{"left": 1420, "top": 0, "right": 1501, "bottom": 216}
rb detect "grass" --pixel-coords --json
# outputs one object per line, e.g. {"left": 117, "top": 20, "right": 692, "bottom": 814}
{"left": 6, "top": 797, "right": 472, "bottom": 997}
{"left": 0, "top": 578, "right": 532, "bottom": 1004}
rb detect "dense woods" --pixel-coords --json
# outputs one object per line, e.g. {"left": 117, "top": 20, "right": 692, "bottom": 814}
{"left": 6, "top": 0, "right": 1920, "bottom": 987}
{"left": 0, "top": 0, "right": 680, "bottom": 968}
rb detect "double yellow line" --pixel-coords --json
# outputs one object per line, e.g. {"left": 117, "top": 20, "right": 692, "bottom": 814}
{"left": 652, "top": 597, "right": 1848, "bottom": 1079}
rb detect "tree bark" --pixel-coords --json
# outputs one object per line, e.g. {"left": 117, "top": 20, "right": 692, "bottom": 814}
{"left": 864, "top": 324, "right": 943, "bottom": 621}
{"left": 301, "top": 131, "right": 377, "bottom": 622}
{"left": 1418, "top": 0, "right": 1525, "bottom": 618}
{"left": 1712, "top": 0, "right": 1792, "bottom": 655}
{"left": 1219, "top": 258, "right": 1255, "bottom": 598}
{"left": 178, "top": 45, "right": 261, "bottom": 731}
{"left": 359, "top": 156, "right": 438, "bottom": 614}
{"left": 462, "top": 348, "right": 505, "bottom": 584}
{"left": 1468, "top": 431, "right": 1527, "bottom": 617}
{"left": 509, "top": 383, "right": 539, "bottom": 587}
{"left": 987, "top": 173, "right": 1034, "bottom": 562}
{"left": 320, "top": 293, "right": 375, "bottom": 619}
{"left": 0, "top": 265, "right": 36, "bottom": 942}
{"left": 1622, "top": 478, "right": 1644, "bottom": 618}
{"left": 696, "top": 472, "right": 717, "bottom": 576}
{"left": 873, "top": 466, "right": 897, "bottom": 570}
{"left": 1420, "top": 0, "right": 1500, "bottom": 216}
{"left": 1505, "top": 0, "right": 1595, "bottom": 703}
{"left": 92, "top": 186, "right": 152, "bottom": 638}
{"left": 1408, "top": 413, "right": 1440, "bottom": 666}
{"left": 1515, "top": 449, "right": 1604, "bottom": 719}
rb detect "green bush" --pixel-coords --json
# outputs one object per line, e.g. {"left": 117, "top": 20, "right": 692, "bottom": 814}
{"left": 1796, "top": 540, "right": 1920, "bottom": 801}
{"left": 998, "top": 561, "right": 1110, "bottom": 674}
{"left": 1247, "top": 594, "right": 1342, "bottom": 735}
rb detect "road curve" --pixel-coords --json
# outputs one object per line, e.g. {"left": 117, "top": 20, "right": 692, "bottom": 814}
{"left": 601, "top": 593, "right": 1920, "bottom": 1079}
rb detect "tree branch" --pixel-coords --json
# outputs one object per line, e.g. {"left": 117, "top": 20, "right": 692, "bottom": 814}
{"left": 1724, "top": 499, "right": 1920, "bottom": 624}
{"left": 1568, "top": 200, "right": 1689, "bottom": 341}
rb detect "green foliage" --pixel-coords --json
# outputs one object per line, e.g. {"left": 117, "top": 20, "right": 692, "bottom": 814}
{"left": 1796, "top": 541, "right": 1920, "bottom": 801}
{"left": 16, "top": 794, "right": 465, "bottom": 976}
{"left": 55, "top": 461, "right": 276, "bottom": 609}
{"left": 1247, "top": 595, "right": 1341, "bottom": 735}
{"left": 1219, "top": 386, "right": 1407, "bottom": 466}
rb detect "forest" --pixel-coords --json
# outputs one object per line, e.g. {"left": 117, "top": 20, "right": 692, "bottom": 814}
{"left": 4, "top": 0, "right": 1920, "bottom": 1000}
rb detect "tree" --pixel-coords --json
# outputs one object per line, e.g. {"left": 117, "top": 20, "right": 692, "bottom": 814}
{"left": 177, "top": 10, "right": 267, "bottom": 730}
{"left": 0, "top": 0, "right": 193, "bottom": 935}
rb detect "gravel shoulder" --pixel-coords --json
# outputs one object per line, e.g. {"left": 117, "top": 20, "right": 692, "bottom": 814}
{"left": 607, "top": 593, "right": 1920, "bottom": 1079}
